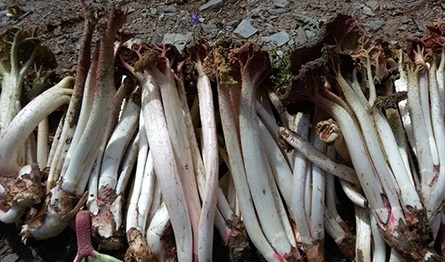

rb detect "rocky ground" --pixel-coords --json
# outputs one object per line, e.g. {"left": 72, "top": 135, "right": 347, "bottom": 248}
{"left": 0, "top": 0, "right": 444, "bottom": 261}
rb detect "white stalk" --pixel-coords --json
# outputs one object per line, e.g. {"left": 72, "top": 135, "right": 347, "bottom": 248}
{"left": 0, "top": 73, "right": 21, "bottom": 133}
{"left": 309, "top": 94, "right": 388, "bottom": 224}
{"left": 290, "top": 112, "right": 311, "bottom": 244}
{"left": 98, "top": 93, "right": 139, "bottom": 190}
{"left": 89, "top": 75, "right": 132, "bottom": 202}
{"left": 61, "top": 72, "right": 114, "bottom": 195}
{"left": 406, "top": 66, "right": 435, "bottom": 204}
{"left": 217, "top": 187, "right": 235, "bottom": 222}
{"left": 48, "top": 56, "right": 97, "bottom": 189}
{"left": 309, "top": 131, "right": 326, "bottom": 243}
{"left": 37, "top": 118, "right": 49, "bottom": 168}
{"left": 140, "top": 74, "right": 192, "bottom": 262}
{"left": 419, "top": 67, "right": 439, "bottom": 165}
{"left": 218, "top": 150, "right": 237, "bottom": 212}
{"left": 214, "top": 209, "right": 232, "bottom": 244}
{"left": 25, "top": 132, "right": 36, "bottom": 165}
{"left": 21, "top": 8, "right": 122, "bottom": 240}
{"left": 86, "top": 149, "right": 102, "bottom": 213}
{"left": 137, "top": 151, "right": 156, "bottom": 233}
{"left": 87, "top": 72, "right": 131, "bottom": 201}
{"left": 304, "top": 167, "right": 311, "bottom": 226}
{"left": 370, "top": 212, "right": 387, "bottom": 262}
{"left": 146, "top": 178, "right": 162, "bottom": 225}
{"left": 394, "top": 50, "right": 416, "bottom": 154}
{"left": 86, "top": 83, "right": 125, "bottom": 207}
{"left": 46, "top": 12, "right": 97, "bottom": 189}
{"left": 158, "top": 64, "right": 201, "bottom": 256}
{"left": 0, "top": 205, "right": 25, "bottom": 224}
{"left": 196, "top": 59, "right": 219, "bottom": 262}
{"left": 256, "top": 100, "right": 294, "bottom": 167}
{"left": 355, "top": 206, "right": 372, "bottom": 262}
{"left": 218, "top": 83, "right": 277, "bottom": 261}
{"left": 437, "top": 48, "right": 445, "bottom": 113}
{"left": 176, "top": 70, "right": 206, "bottom": 201}
{"left": 239, "top": 75, "right": 291, "bottom": 255}
{"left": 0, "top": 77, "right": 74, "bottom": 175}
{"left": 262, "top": 143, "right": 297, "bottom": 249}
{"left": 324, "top": 208, "right": 345, "bottom": 246}
{"left": 176, "top": 64, "right": 236, "bottom": 252}
{"left": 385, "top": 109, "right": 414, "bottom": 185}
{"left": 86, "top": 79, "right": 126, "bottom": 208}
{"left": 258, "top": 119, "right": 293, "bottom": 206}
{"left": 126, "top": 115, "right": 148, "bottom": 231}
{"left": 351, "top": 68, "right": 370, "bottom": 106}
{"left": 115, "top": 132, "right": 139, "bottom": 195}
{"left": 178, "top": 65, "right": 239, "bottom": 256}
{"left": 373, "top": 109, "right": 422, "bottom": 210}
{"left": 339, "top": 179, "right": 367, "bottom": 208}
{"left": 145, "top": 202, "right": 172, "bottom": 261}
{"left": 0, "top": 184, "right": 5, "bottom": 198}
{"left": 325, "top": 161, "right": 340, "bottom": 219}
{"left": 0, "top": 34, "right": 39, "bottom": 134}
{"left": 325, "top": 167, "right": 354, "bottom": 260}
{"left": 336, "top": 73, "right": 403, "bottom": 221}
{"left": 427, "top": 60, "right": 445, "bottom": 216}
{"left": 278, "top": 127, "right": 358, "bottom": 184}
{"left": 60, "top": 56, "right": 97, "bottom": 177}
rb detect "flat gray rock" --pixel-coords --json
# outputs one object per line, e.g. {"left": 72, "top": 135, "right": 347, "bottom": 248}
{"left": 416, "top": 20, "right": 429, "bottom": 32}
{"left": 200, "top": 0, "right": 224, "bottom": 11}
{"left": 201, "top": 22, "right": 217, "bottom": 33}
{"left": 162, "top": 33, "right": 193, "bottom": 53}
{"left": 274, "top": 0, "right": 289, "bottom": 8}
{"left": 362, "top": 6, "right": 375, "bottom": 16}
{"left": 227, "top": 19, "right": 241, "bottom": 28}
{"left": 234, "top": 19, "right": 258, "bottom": 39}
{"left": 2, "top": 253, "right": 19, "bottom": 262}
{"left": 364, "top": 19, "right": 384, "bottom": 31}
{"left": 366, "top": 0, "right": 380, "bottom": 11}
{"left": 261, "top": 31, "right": 290, "bottom": 47}
{"left": 162, "top": 5, "right": 177, "bottom": 13}
{"left": 268, "top": 8, "right": 287, "bottom": 15}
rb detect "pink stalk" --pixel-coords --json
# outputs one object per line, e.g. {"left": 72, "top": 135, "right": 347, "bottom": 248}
{"left": 75, "top": 210, "right": 97, "bottom": 262}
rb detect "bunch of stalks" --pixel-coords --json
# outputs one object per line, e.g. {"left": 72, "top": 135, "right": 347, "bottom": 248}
{"left": 0, "top": 2, "right": 444, "bottom": 261}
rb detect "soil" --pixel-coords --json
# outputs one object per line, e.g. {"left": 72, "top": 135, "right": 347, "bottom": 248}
{"left": 0, "top": 0, "right": 444, "bottom": 261}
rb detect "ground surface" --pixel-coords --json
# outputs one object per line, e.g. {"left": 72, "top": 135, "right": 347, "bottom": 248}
{"left": 0, "top": 0, "right": 444, "bottom": 261}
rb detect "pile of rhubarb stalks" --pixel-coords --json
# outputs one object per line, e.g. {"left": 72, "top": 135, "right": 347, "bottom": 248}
{"left": 1, "top": 2, "right": 445, "bottom": 261}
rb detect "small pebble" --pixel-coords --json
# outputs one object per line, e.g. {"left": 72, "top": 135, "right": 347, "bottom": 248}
{"left": 398, "top": 24, "right": 407, "bottom": 31}
{"left": 274, "top": 0, "right": 289, "bottom": 8}
{"left": 162, "top": 5, "right": 177, "bottom": 13}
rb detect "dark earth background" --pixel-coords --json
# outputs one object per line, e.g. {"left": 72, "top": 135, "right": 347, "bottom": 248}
{"left": 0, "top": 0, "right": 444, "bottom": 261}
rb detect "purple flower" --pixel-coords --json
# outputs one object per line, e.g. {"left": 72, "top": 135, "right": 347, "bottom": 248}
{"left": 192, "top": 14, "right": 201, "bottom": 25}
